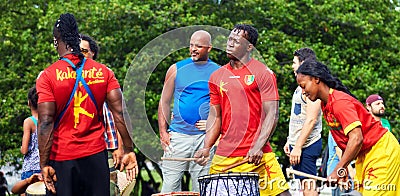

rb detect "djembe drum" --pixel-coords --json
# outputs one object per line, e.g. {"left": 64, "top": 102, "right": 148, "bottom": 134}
{"left": 198, "top": 172, "right": 260, "bottom": 196}
{"left": 25, "top": 181, "right": 46, "bottom": 196}
{"left": 152, "top": 191, "right": 200, "bottom": 196}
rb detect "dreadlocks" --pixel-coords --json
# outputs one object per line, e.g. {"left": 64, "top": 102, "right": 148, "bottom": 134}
{"left": 296, "top": 60, "right": 357, "bottom": 99}
{"left": 233, "top": 24, "right": 258, "bottom": 47}
{"left": 53, "top": 13, "right": 84, "bottom": 66}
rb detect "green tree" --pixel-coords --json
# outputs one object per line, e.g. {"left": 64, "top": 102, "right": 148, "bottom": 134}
{"left": 1, "top": 0, "right": 399, "bottom": 194}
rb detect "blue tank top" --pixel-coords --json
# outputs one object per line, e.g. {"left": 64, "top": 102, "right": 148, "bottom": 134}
{"left": 169, "top": 58, "right": 219, "bottom": 135}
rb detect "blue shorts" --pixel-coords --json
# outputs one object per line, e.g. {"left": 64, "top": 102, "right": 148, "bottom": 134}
{"left": 290, "top": 138, "right": 322, "bottom": 179}
{"left": 21, "top": 170, "right": 41, "bottom": 180}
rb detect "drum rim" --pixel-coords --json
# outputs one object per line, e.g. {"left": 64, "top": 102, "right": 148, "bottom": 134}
{"left": 198, "top": 172, "right": 259, "bottom": 180}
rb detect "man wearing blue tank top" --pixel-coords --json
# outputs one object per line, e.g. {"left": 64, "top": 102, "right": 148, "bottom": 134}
{"left": 158, "top": 30, "right": 220, "bottom": 193}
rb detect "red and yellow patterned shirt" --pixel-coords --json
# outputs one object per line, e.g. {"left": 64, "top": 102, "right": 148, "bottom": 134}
{"left": 36, "top": 54, "right": 120, "bottom": 161}
{"left": 209, "top": 58, "right": 279, "bottom": 157}
{"left": 322, "top": 89, "right": 387, "bottom": 153}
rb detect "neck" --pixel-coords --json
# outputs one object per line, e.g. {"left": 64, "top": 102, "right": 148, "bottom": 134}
{"left": 193, "top": 59, "right": 209, "bottom": 65}
{"left": 31, "top": 109, "right": 38, "bottom": 119}
{"left": 229, "top": 56, "right": 251, "bottom": 70}
{"left": 372, "top": 115, "right": 380, "bottom": 121}
{"left": 59, "top": 51, "right": 72, "bottom": 58}
{"left": 320, "top": 85, "right": 331, "bottom": 104}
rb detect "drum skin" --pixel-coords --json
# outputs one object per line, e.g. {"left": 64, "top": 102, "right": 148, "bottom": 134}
{"left": 25, "top": 181, "right": 46, "bottom": 196}
{"left": 198, "top": 172, "right": 260, "bottom": 196}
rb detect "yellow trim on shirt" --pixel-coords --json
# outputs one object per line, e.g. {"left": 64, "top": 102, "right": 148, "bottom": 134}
{"left": 344, "top": 121, "right": 362, "bottom": 135}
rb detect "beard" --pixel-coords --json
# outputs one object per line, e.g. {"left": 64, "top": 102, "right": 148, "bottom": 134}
{"left": 372, "top": 110, "right": 385, "bottom": 117}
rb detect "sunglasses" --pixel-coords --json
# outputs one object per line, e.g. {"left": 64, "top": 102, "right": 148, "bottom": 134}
{"left": 81, "top": 48, "right": 90, "bottom": 54}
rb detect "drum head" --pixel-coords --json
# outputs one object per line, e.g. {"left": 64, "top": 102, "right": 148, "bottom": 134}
{"left": 25, "top": 181, "right": 46, "bottom": 196}
{"left": 198, "top": 172, "right": 259, "bottom": 180}
{"left": 152, "top": 192, "right": 199, "bottom": 196}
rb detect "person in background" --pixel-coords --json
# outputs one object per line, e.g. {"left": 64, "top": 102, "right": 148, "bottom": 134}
{"left": 80, "top": 33, "right": 125, "bottom": 196}
{"left": 284, "top": 48, "right": 322, "bottom": 196}
{"left": 36, "top": 13, "right": 137, "bottom": 195}
{"left": 0, "top": 171, "right": 8, "bottom": 196}
{"left": 327, "top": 132, "right": 355, "bottom": 196}
{"left": 365, "top": 94, "right": 391, "bottom": 132}
{"left": 158, "top": 30, "right": 219, "bottom": 192}
{"left": 11, "top": 173, "right": 42, "bottom": 194}
{"left": 20, "top": 87, "right": 41, "bottom": 186}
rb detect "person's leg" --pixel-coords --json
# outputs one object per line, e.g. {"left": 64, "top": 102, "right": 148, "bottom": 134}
{"left": 161, "top": 131, "right": 192, "bottom": 193}
{"left": 188, "top": 134, "right": 215, "bottom": 192}
{"left": 79, "top": 150, "right": 110, "bottom": 196}
{"left": 257, "top": 153, "right": 290, "bottom": 196}
{"left": 357, "top": 132, "right": 400, "bottom": 196}
{"left": 291, "top": 139, "right": 321, "bottom": 196}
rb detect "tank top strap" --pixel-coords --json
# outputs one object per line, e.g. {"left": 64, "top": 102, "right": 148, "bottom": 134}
{"left": 29, "top": 116, "right": 38, "bottom": 127}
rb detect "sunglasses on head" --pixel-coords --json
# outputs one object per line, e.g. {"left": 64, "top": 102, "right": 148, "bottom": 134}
{"left": 81, "top": 48, "right": 89, "bottom": 54}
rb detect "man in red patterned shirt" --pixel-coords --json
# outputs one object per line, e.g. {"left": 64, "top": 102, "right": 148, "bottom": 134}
{"left": 195, "top": 24, "right": 290, "bottom": 196}
{"left": 36, "top": 13, "right": 137, "bottom": 195}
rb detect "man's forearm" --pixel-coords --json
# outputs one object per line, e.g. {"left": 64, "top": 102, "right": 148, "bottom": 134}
{"left": 252, "top": 101, "right": 279, "bottom": 151}
{"left": 113, "top": 111, "right": 133, "bottom": 151}
{"left": 203, "top": 117, "right": 221, "bottom": 149}
{"left": 294, "top": 118, "right": 317, "bottom": 148}
{"left": 38, "top": 119, "right": 54, "bottom": 169}
{"left": 157, "top": 100, "right": 171, "bottom": 134}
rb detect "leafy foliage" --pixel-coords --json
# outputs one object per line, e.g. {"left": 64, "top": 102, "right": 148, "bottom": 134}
{"left": 1, "top": 0, "right": 399, "bottom": 193}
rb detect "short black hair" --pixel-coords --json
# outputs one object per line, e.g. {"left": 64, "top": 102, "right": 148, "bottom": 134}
{"left": 233, "top": 24, "right": 259, "bottom": 47}
{"left": 293, "top": 47, "right": 316, "bottom": 62}
{"left": 80, "top": 34, "right": 99, "bottom": 60}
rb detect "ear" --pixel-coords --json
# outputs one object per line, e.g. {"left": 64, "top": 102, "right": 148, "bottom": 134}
{"left": 314, "top": 76, "right": 321, "bottom": 84}
{"left": 247, "top": 43, "right": 254, "bottom": 52}
{"left": 207, "top": 45, "right": 212, "bottom": 53}
{"left": 366, "top": 105, "right": 371, "bottom": 111}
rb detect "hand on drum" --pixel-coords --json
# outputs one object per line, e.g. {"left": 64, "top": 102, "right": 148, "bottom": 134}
{"left": 42, "top": 165, "right": 57, "bottom": 194}
{"left": 246, "top": 148, "right": 263, "bottom": 165}
{"left": 327, "top": 167, "right": 349, "bottom": 189}
{"left": 28, "top": 173, "right": 42, "bottom": 184}
{"left": 120, "top": 152, "right": 139, "bottom": 181}
{"left": 194, "top": 147, "right": 211, "bottom": 166}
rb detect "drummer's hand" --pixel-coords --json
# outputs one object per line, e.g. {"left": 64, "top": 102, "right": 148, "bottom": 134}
{"left": 120, "top": 151, "right": 138, "bottom": 181}
{"left": 112, "top": 148, "right": 124, "bottom": 169}
{"left": 194, "top": 148, "right": 210, "bottom": 166}
{"left": 42, "top": 166, "right": 57, "bottom": 194}
{"left": 246, "top": 149, "right": 263, "bottom": 165}
{"left": 27, "top": 173, "right": 42, "bottom": 184}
